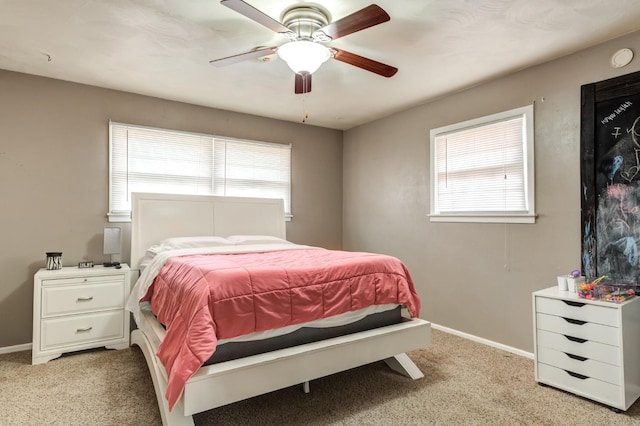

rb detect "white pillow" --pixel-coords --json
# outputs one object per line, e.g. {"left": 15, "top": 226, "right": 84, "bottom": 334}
{"left": 139, "top": 247, "right": 159, "bottom": 270}
{"left": 225, "top": 235, "right": 291, "bottom": 245}
{"left": 158, "top": 236, "right": 234, "bottom": 250}
{"left": 140, "top": 236, "right": 234, "bottom": 269}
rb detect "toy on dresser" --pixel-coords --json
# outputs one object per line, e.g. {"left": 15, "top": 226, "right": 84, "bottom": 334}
{"left": 577, "top": 275, "right": 636, "bottom": 303}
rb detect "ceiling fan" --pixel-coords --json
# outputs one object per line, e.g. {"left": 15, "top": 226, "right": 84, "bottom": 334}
{"left": 210, "top": 0, "right": 398, "bottom": 94}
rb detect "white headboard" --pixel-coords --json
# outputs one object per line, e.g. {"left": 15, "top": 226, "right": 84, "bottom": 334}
{"left": 130, "top": 193, "right": 286, "bottom": 271}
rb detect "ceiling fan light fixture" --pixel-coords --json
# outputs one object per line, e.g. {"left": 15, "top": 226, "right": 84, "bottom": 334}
{"left": 277, "top": 40, "right": 330, "bottom": 74}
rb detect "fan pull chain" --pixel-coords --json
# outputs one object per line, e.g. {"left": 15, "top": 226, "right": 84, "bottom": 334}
{"left": 302, "top": 97, "right": 309, "bottom": 123}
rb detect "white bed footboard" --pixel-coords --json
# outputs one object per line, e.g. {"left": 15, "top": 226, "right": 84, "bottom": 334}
{"left": 132, "top": 310, "right": 430, "bottom": 425}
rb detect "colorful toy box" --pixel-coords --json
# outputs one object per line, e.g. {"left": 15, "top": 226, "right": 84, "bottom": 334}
{"left": 577, "top": 276, "right": 636, "bottom": 303}
{"left": 596, "top": 284, "right": 635, "bottom": 303}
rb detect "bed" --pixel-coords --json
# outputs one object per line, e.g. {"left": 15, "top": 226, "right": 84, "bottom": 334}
{"left": 128, "top": 192, "right": 431, "bottom": 426}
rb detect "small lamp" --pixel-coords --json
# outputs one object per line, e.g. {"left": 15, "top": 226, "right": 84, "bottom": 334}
{"left": 103, "top": 227, "right": 121, "bottom": 267}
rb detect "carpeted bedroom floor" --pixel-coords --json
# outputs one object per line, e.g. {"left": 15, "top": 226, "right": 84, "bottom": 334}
{"left": 1, "top": 329, "right": 639, "bottom": 425}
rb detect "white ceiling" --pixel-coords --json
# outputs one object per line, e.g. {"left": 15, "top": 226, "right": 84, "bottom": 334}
{"left": 1, "top": 0, "right": 640, "bottom": 130}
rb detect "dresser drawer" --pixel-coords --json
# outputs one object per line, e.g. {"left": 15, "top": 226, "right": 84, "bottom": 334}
{"left": 537, "top": 346, "right": 622, "bottom": 386}
{"left": 536, "top": 313, "right": 619, "bottom": 346}
{"left": 42, "top": 282, "right": 125, "bottom": 317}
{"left": 536, "top": 297, "right": 618, "bottom": 327}
{"left": 537, "top": 363, "right": 623, "bottom": 408}
{"left": 42, "top": 274, "right": 125, "bottom": 287}
{"left": 41, "top": 311, "right": 124, "bottom": 350}
{"left": 536, "top": 329, "right": 620, "bottom": 366}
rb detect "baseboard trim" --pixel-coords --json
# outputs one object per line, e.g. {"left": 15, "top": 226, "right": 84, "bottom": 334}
{"left": 0, "top": 342, "right": 32, "bottom": 355}
{"left": 431, "top": 323, "right": 534, "bottom": 360}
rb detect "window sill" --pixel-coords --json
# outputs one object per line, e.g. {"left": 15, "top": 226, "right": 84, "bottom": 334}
{"left": 108, "top": 212, "right": 131, "bottom": 223}
{"left": 429, "top": 213, "right": 536, "bottom": 224}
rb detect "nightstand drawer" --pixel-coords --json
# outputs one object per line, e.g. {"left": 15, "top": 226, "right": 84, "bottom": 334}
{"left": 538, "top": 346, "right": 622, "bottom": 386}
{"left": 41, "top": 311, "right": 124, "bottom": 350}
{"left": 536, "top": 313, "right": 619, "bottom": 346}
{"left": 537, "top": 363, "right": 622, "bottom": 407}
{"left": 536, "top": 329, "right": 620, "bottom": 366}
{"left": 42, "top": 274, "right": 124, "bottom": 287}
{"left": 536, "top": 297, "right": 618, "bottom": 327}
{"left": 42, "top": 282, "right": 124, "bottom": 317}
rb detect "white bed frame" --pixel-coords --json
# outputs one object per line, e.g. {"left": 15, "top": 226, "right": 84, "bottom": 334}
{"left": 129, "top": 192, "right": 431, "bottom": 426}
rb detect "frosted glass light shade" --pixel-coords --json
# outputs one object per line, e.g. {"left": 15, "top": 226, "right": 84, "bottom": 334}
{"left": 277, "top": 41, "right": 330, "bottom": 74}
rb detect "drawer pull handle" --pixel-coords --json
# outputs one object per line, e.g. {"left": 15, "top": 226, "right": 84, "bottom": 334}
{"left": 564, "top": 335, "right": 587, "bottom": 343}
{"left": 76, "top": 327, "right": 93, "bottom": 333}
{"left": 562, "top": 317, "right": 587, "bottom": 325}
{"left": 565, "top": 353, "right": 588, "bottom": 362}
{"left": 566, "top": 370, "right": 589, "bottom": 380}
{"left": 76, "top": 296, "right": 94, "bottom": 302}
{"left": 562, "top": 300, "right": 586, "bottom": 308}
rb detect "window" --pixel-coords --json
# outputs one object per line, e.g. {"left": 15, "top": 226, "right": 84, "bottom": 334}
{"left": 429, "top": 105, "right": 535, "bottom": 223}
{"left": 108, "top": 122, "right": 291, "bottom": 222}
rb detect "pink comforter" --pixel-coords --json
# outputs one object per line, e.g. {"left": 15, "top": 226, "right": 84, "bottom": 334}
{"left": 142, "top": 248, "right": 421, "bottom": 409}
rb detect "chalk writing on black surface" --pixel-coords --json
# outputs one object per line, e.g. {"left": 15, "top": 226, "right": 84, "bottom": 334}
{"left": 593, "top": 94, "right": 640, "bottom": 283}
{"left": 600, "top": 101, "right": 633, "bottom": 125}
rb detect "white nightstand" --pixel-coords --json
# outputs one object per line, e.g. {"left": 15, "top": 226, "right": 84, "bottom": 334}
{"left": 32, "top": 264, "right": 132, "bottom": 365}
{"left": 533, "top": 286, "right": 640, "bottom": 411}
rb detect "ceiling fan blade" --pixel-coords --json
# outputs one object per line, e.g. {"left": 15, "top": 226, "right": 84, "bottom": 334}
{"left": 221, "top": 0, "right": 292, "bottom": 34}
{"left": 294, "top": 72, "right": 312, "bottom": 94}
{"left": 314, "top": 4, "right": 390, "bottom": 41}
{"left": 209, "top": 46, "right": 278, "bottom": 67}
{"left": 333, "top": 49, "right": 397, "bottom": 77}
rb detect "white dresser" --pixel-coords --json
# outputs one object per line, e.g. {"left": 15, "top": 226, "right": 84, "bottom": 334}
{"left": 533, "top": 286, "right": 640, "bottom": 411}
{"left": 32, "top": 265, "right": 132, "bottom": 365}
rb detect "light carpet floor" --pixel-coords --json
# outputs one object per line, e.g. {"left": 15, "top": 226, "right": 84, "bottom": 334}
{"left": 2, "top": 329, "right": 639, "bottom": 425}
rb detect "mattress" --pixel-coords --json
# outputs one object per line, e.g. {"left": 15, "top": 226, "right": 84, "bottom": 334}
{"left": 144, "top": 302, "right": 403, "bottom": 364}
{"left": 206, "top": 305, "right": 402, "bottom": 365}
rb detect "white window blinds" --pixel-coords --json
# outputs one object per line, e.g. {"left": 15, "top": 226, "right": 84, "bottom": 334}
{"left": 109, "top": 122, "right": 291, "bottom": 222}
{"left": 429, "top": 105, "right": 535, "bottom": 223}
{"left": 213, "top": 139, "right": 291, "bottom": 204}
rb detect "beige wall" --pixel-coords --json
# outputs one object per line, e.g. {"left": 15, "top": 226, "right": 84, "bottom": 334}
{"left": 343, "top": 31, "right": 640, "bottom": 352}
{"left": 4, "top": 30, "right": 640, "bottom": 353}
{"left": 0, "top": 70, "right": 343, "bottom": 347}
